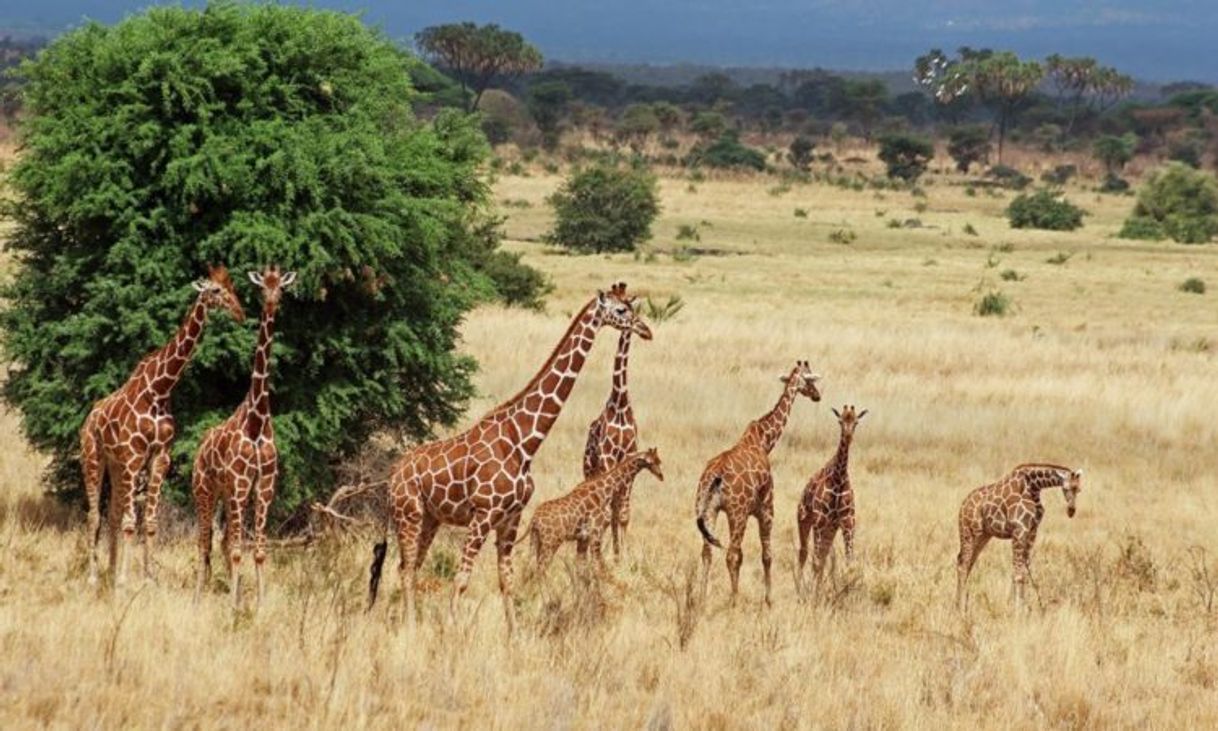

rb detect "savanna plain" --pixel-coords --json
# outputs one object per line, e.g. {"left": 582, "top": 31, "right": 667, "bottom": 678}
{"left": 2, "top": 155, "right": 1217, "bottom": 729}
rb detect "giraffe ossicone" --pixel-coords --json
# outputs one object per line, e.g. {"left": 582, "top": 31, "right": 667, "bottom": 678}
{"left": 80, "top": 265, "right": 244, "bottom": 588}
{"left": 367, "top": 282, "right": 652, "bottom": 635}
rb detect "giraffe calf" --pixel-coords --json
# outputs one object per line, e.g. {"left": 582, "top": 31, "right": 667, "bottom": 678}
{"left": 796, "top": 404, "right": 866, "bottom": 598}
{"left": 527, "top": 448, "right": 663, "bottom": 579}
{"left": 956, "top": 463, "right": 1083, "bottom": 610}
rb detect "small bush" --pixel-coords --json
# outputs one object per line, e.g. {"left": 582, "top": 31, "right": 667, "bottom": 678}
{"left": 1100, "top": 175, "right": 1131, "bottom": 194}
{"left": 675, "top": 224, "right": 700, "bottom": 241}
{"left": 1045, "top": 251, "right": 1075, "bottom": 265}
{"left": 1121, "top": 163, "right": 1218, "bottom": 244}
{"left": 975, "top": 291, "right": 1012, "bottom": 317}
{"left": 1007, "top": 190, "right": 1086, "bottom": 231}
{"left": 947, "top": 125, "right": 991, "bottom": 173}
{"left": 794, "top": 208, "right": 809, "bottom": 218}
{"left": 963, "top": 223, "right": 979, "bottom": 236}
{"left": 828, "top": 228, "right": 857, "bottom": 244}
{"left": 1000, "top": 269, "right": 1026, "bottom": 282}
{"left": 642, "top": 295, "right": 685, "bottom": 324}
{"left": 1118, "top": 217, "right": 1165, "bottom": 240}
{"left": 1041, "top": 164, "right": 1078, "bottom": 186}
{"left": 787, "top": 135, "right": 816, "bottom": 171}
{"left": 1179, "top": 277, "right": 1207, "bottom": 294}
{"left": 988, "top": 165, "right": 1032, "bottom": 190}
{"left": 545, "top": 164, "right": 660, "bottom": 253}
{"left": 877, "top": 133, "right": 934, "bottom": 182}
{"left": 690, "top": 130, "right": 766, "bottom": 171}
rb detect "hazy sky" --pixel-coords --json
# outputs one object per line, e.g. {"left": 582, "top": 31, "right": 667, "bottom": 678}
{"left": 6, "top": 1, "right": 1214, "bottom": 81}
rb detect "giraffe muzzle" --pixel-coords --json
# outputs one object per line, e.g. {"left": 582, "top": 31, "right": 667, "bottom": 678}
{"left": 1067, "top": 506, "right": 1076, "bottom": 518}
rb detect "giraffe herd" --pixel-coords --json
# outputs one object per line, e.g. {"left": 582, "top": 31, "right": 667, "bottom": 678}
{"left": 79, "top": 274, "right": 1084, "bottom": 624}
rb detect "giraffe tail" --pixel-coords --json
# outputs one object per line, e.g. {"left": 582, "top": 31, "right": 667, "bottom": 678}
{"left": 367, "top": 539, "right": 388, "bottom": 611}
{"left": 696, "top": 476, "right": 724, "bottom": 549}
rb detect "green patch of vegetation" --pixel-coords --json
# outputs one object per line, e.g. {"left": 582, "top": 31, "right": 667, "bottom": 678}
{"left": 545, "top": 164, "right": 660, "bottom": 253}
{"left": 828, "top": 228, "right": 857, "bottom": 245}
{"left": 1007, "top": 190, "right": 1086, "bottom": 231}
{"left": 1179, "top": 277, "right": 1207, "bottom": 294}
{"left": 1120, "top": 163, "right": 1218, "bottom": 244}
{"left": 675, "top": 224, "right": 701, "bottom": 241}
{"left": 1045, "top": 251, "right": 1075, "bottom": 265}
{"left": 975, "top": 290, "right": 1013, "bottom": 317}
{"left": 643, "top": 295, "right": 686, "bottom": 324}
{"left": 794, "top": 208, "right": 809, "bottom": 218}
{"left": 1000, "top": 269, "right": 1027, "bottom": 282}
{"left": 963, "top": 223, "right": 979, "bottom": 236}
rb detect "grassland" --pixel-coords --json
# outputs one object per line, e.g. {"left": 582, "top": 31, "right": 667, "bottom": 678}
{"left": 2, "top": 159, "right": 1217, "bottom": 728}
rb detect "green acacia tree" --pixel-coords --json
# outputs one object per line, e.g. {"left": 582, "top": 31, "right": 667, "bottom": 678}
{"left": 1, "top": 3, "right": 543, "bottom": 516}
{"left": 415, "top": 22, "right": 543, "bottom": 112}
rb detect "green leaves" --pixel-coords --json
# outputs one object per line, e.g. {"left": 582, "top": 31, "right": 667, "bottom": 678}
{"left": 1, "top": 2, "right": 532, "bottom": 516}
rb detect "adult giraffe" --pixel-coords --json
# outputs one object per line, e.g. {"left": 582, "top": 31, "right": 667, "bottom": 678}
{"left": 80, "top": 265, "right": 245, "bottom": 587}
{"left": 583, "top": 283, "right": 644, "bottom": 558}
{"left": 368, "top": 284, "right": 653, "bottom": 633}
{"left": 192, "top": 266, "right": 296, "bottom": 609}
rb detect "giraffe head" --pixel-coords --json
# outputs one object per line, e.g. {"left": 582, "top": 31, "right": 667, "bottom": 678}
{"left": 247, "top": 265, "right": 298, "bottom": 309}
{"left": 1063, "top": 468, "right": 1083, "bottom": 518}
{"left": 830, "top": 404, "right": 868, "bottom": 441}
{"left": 595, "top": 282, "right": 652, "bottom": 340}
{"left": 635, "top": 446, "right": 664, "bottom": 481}
{"left": 192, "top": 265, "right": 246, "bottom": 323}
{"left": 780, "top": 360, "right": 822, "bottom": 402}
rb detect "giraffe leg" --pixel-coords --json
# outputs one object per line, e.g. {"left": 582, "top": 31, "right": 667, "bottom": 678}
{"left": 395, "top": 512, "right": 424, "bottom": 626}
{"left": 796, "top": 510, "right": 812, "bottom": 599}
{"left": 1012, "top": 535, "right": 1034, "bottom": 610}
{"left": 758, "top": 505, "right": 775, "bottom": 608}
{"left": 613, "top": 490, "right": 632, "bottom": 560}
{"left": 842, "top": 515, "right": 856, "bottom": 565}
{"left": 812, "top": 526, "right": 835, "bottom": 599}
{"left": 141, "top": 446, "right": 171, "bottom": 582}
{"left": 725, "top": 515, "right": 747, "bottom": 607}
{"left": 113, "top": 454, "right": 148, "bottom": 589}
{"left": 81, "top": 426, "right": 104, "bottom": 586}
{"left": 956, "top": 534, "right": 988, "bottom": 611}
{"left": 192, "top": 468, "right": 214, "bottom": 602}
{"left": 251, "top": 461, "right": 277, "bottom": 611}
{"left": 226, "top": 474, "right": 252, "bottom": 611}
{"left": 451, "top": 511, "right": 494, "bottom": 622}
{"left": 494, "top": 509, "right": 523, "bottom": 636}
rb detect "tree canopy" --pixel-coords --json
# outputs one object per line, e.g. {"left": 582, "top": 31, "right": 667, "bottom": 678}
{"left": 415, "top": 22, "right": 543, "bottom": 112}
{"left": 1, "top": 2, "right": 542, "bottom": 516}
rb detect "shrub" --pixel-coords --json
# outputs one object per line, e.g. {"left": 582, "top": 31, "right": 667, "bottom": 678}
{"left": 1041, "top": 164, "right": 1078, "bottom": 187}
{"left": 1093, "top": 133, "right": 1137, "bottom": 176}
{"left": 1045, "top": 251, "right": 1075, "bottom": 265}
{"left": 1100, "top": 175, "right": 1131, "bottom": 194}
{"left": 1167, "top": 137, "right": 1203, "bottom": 169}
{"left": 787, "top": 135, "right": 816, "bottom": 171}
{"left": 0, "top": 3, "right": 546, "bottom": 513}
{"left": 690, "top": 130, "right": 767, "bottom": 171}
{"left": 947, "top": 125, "right": 991, "bottom": 173}
{"left": 975, "top": 291, "right": 1012, "bottom": 317}
{"left": 1000, "top": 269, "right": 1026, "bottom": 282}
{"left": 1179, "top": 277, "right": 1207, "bottom": 294}
{"left": 987, "top": 165, "right": 1032, "bottom": 190}
{"left": 877, "top": 133, "right": 934, "bottom": 182}
{"left": 1006, "top": 190, "right": 1086, "bottom": 231}
{"left": 642, "top": 295, "right": 685, "bottom": 324}
{"left": 545, "top": 164, "right": 660, "bottom": 253}
{"left": 794, "top": 208, "right": 808, "bottom": 218}
{"left": 828, "top": 228, "right": 857, "bottom": 244}
{"left": 1121, "top": 163, "right": 1218, "bottom": 244}
{"left": 675, "top": 224, "right": 700, "bottom": 241}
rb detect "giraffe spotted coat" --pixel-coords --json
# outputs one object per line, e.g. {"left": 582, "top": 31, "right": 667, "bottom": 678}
{"left": 797, "top": 404, "right": 867, "bottom": 597}
{"left": 80, "top": 265, "right": 244, "bottom": 587}
{"left": 192, "top": 267, "right": 295, "bottom": 609}
{"left": 368, "top": 284, "right": 652, "bottom": 634}
{"left": 956, "top": 463, "right": 1083, "bottom": 609}
{"left": 529, "top": 448, "right": 663, "bottom": 578}
{"left": 694, "top": 361, "right": 822, "bottom": 606}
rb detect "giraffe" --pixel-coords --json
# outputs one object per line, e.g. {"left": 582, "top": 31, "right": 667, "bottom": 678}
{"left": 191, "top": 266, "right": 296, "bottom": 609}
{"left": 80, "top": 265, "right": 245, "bottom": 587}
{"left": 956, "top": 463, "right": 1084, "bottom": 610}
{"left": 367, "top": 283, "right": 653, "bottom": 634}
{"left": 694, "top": 361, "right": 822, "bottom": 606}
{"left": 527, "top": 447, "right": 663, "bottom": 580}
{"left": 583, "top": 283, "right": 643, "bottom": 558}
{"left": 796, "top": 404, "right": 868, "bottom": 598}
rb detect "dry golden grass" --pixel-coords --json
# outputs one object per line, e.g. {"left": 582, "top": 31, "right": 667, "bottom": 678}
{"left": 3, "top": 165, "right": 1218, "bottom": 728}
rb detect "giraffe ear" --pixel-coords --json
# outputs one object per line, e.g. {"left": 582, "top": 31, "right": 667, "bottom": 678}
{"left": 857, "top": 409, "right": 869, "bottom": 420}
{"left": 248, "top": 271, "right": 263, "bottom": 287}
{"left": 831, "top": 407, "right": 841, "bottom": 419}
{"left": 1072, "top": 468, "right": 1083, "bottom": 478}
{"left": 281, "top": 271, "right": 297, "bottom": 288}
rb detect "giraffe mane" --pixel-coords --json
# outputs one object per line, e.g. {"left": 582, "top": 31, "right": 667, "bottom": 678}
{"left": 1013, "top": 462, "right": 1073, "bottom": 473}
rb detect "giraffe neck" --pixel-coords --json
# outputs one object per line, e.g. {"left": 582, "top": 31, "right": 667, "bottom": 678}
{"left": 605, "top": 329, "right": 632, "bottom": 412}
{"left": 749, "top": 380, "right": 798, "bottom": 454}
{"left": 149, "top": 295, "right": 208, "bottom": 397}
{"left": 829, "top": 430, "right": 853, "bottom": 486}
{"left": 1016, "top": 465, "right": 1069, "bottom": 493}
{"left": 496, "top": 298, "right": 601, "bottom": 458}
{"left": 601, "top": 455, "right": 647, "bottom": 499}
{"left": 244, "top": 298, "right": 278, "bottom": 436}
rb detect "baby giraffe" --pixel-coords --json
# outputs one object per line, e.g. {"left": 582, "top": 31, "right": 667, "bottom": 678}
{"left": 796, "top": 404, "right": 867, "bottom": 598}
{"left": 526, "top": 448, "right": 664, "bottom": 579}
{"left": 956, "top": 463, "right": 1083, "bottom": 610}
